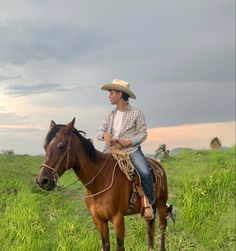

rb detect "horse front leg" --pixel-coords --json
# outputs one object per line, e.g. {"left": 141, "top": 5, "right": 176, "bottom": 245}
{"left": 112, "top": 214, "right": 125, "bottom": 251}
{"left": 157, "top": 202, "right": 167, "bottom": 251}
{"left": 146, "top": 218, "right": 155, "bottom": 251}
{"left": 93, "top": 217, "right": 110, "bottom": 251}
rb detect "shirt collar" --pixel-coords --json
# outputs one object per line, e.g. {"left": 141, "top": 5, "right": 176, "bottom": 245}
{"left": 112, "top": 103, "right": 132, "bottom": 113}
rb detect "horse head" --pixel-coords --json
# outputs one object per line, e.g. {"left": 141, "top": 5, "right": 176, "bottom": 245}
{"left": 36, "top": 118, "right": 75, "bottom": 190}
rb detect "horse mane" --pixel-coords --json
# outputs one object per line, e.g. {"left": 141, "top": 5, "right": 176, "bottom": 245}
{"left": 44, "top": 124, "right": 96, "bottom": 162}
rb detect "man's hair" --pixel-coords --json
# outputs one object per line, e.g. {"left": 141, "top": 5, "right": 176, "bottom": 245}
{"left": 110, "top": 89, "right": 130, "bottom": 101}
{"left": 121, "top": 92, "right": 129, "bottom": 101}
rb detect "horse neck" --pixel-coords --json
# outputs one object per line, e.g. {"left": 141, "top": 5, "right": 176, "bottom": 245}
{"left": 72, "top": 145, "right": 111, "bottom": 188}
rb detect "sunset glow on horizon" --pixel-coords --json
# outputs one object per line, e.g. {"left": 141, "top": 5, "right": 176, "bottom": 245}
{"left": 143, "top": 121, "right": 235, "bottom": 153}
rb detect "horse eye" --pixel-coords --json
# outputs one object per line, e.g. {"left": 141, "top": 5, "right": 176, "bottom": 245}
{"left": 57, "top": 142, "right": 66, "bottom": 152}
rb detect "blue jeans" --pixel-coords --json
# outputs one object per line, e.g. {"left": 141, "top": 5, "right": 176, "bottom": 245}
{"left": 129, "top": 147, "right": 155, "bottom": 205}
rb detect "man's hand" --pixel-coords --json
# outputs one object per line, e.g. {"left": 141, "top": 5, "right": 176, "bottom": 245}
{"left": 103, "top": 132, "right": 112, "bottom": 145}
{"left": 118, "top": 139, "right": 132, "bottom": 147}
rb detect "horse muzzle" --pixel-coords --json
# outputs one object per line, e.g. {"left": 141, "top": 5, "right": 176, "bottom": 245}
{"left": 36, "top": 175, "right": 56, "bottom": 191}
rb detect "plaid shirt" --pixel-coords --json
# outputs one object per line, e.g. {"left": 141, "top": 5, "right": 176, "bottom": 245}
{"left": 96, "top": 103, "right": 147, "bottom": 153}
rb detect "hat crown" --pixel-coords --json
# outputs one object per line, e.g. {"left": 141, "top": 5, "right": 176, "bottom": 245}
{"left": 101, "top": 78, "right": 136, "bottom": 99}
{"left": 112, "top": 79, "right": 129, "bottom": 89}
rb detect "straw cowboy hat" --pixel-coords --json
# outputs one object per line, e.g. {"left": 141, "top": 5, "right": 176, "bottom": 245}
{"left": 101, "top": 79, "right": 136, "bottom": 99}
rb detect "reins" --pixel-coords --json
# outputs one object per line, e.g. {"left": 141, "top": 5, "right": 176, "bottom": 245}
{"left": 84, "top": 153, "right": 111, "bottom": 187}
{"left": 83, "top": 161, "right": 118, "bottom": 198}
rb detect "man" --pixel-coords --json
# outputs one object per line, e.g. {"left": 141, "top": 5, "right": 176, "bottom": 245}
{"left": 96, "top": 79, "right": 155, "bottom": 219}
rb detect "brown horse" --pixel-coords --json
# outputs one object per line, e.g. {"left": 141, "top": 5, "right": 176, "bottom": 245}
{"left": 36, "top": 118, "right": 169, "bottom": 251}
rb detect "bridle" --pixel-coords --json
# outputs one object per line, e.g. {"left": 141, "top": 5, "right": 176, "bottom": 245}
{"left": 40, "top": 135, "right": 72, "bottom": 184}
{"left": 39, "top": 135, "right": 118, "bottom": 196}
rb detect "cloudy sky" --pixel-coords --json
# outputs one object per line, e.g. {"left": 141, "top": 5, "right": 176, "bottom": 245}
{"left": 0, "top": 0, "right": 235, "bottom": 155}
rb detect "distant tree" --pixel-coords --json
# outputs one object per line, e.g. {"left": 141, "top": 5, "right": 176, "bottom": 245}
{"left": 210, "top": 137, "right": 222, "bottom": 149}
{"left": 1, "top": 149, "right": 15, "bottom": 155}
{"left": 154, "top": 144, "right": 169, "bottom": 160}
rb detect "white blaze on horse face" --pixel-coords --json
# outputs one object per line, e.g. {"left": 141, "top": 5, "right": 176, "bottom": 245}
{"left": 44, "top": 138, "right": 56, "bottom": 162}
{"left": 45, "top": 155, "right": 49, "bottom": 162}
{"left": 50, "top": 138, "right": 55, "bottom": 145}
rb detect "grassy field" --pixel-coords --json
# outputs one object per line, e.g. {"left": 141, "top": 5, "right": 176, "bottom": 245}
{"left": 0, "top": 147, "right": 235, "bottom": 251}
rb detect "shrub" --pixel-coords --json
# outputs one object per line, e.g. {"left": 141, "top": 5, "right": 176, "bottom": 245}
{"left": 1, "top": 149, "right": 15, "bottom": 155}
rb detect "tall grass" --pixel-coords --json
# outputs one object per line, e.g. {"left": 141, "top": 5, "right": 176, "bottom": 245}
{"left": 0, "top": 147, "right": 235, "bottom": 250}
{"left": 164, "top": 147, "right": 235, "bottom": 250}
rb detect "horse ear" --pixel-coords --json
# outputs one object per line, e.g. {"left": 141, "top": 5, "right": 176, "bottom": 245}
{"left": 50, "top": 120, "right": 56, "bottom": 129}
{"left": 64, "top": 117, "right": 75, "bottom": 135}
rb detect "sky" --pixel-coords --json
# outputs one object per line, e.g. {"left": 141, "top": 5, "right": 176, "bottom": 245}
{"left": 0, "top": 0, "right": 235, "bottom": 155}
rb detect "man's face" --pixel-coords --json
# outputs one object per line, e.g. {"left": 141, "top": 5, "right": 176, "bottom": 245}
{"left": 109, "top": 90, "right": 122, "bottom": 105}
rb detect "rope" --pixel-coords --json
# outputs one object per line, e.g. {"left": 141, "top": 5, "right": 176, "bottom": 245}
{"left": 63, "top": 153, "right": 112, "bottom": 193}
{"left": 84, "top": 153, "right": 111, "bottom": 187}
{"left": 111, "top": 148, "right": 135, "bottom": 181}
{"left": 82, "top": 161, "right": 118, "bottom": 198}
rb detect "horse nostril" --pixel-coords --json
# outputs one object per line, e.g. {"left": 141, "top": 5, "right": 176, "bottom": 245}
{"left": 41, "top": 177, "right": 50, "bottom": 186}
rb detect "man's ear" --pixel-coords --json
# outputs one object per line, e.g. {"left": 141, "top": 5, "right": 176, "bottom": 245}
{"left": 50, "top": 120, "right": 56, "bottom": 129}
{"left": 64, "top": 117, "right": 75, "bottom": 135}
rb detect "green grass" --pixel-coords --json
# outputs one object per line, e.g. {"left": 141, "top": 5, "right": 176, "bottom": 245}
{"left": 164, "top": 147, "right": 235, "bottom": 250}
{"left": 0, "top": 147, "right": 235, "bottom": 250}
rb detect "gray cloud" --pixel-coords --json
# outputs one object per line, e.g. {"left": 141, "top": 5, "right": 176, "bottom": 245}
{"left": 4, "top": 83, "right": 95, "bottom": 97}
{"left": 4, "top": 83, "right": 66, "bottom": 96}
{"left": 0, "top": 0, "right": 234, "bottom": 145}
{"left": 0, "top": 0, "right": 234, "bottom": 84}
{"left": 0, "top": 111, "right": 30, "bottom": 125}
{"left": 0, "top": 75, "right": 21, "bottom": 82}
{"left": 0, "top": 20, "right": 114, "bottom": 66}
{"left": 137, "top": 81, "right": 235, "bottom": 128}
{"left": 0, "top": 127, "right": 42, "bottom": 134}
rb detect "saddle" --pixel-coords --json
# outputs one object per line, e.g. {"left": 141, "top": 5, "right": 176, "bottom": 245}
{"left": 111, "top": 146, "right": 165, "bottom": 219}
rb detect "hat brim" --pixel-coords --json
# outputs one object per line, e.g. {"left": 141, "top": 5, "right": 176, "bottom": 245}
{"left": 101, "top": 83, "right": 136, "bottom": 99}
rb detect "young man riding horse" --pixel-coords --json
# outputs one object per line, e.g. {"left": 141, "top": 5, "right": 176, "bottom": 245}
{"left": 36, "top": 79, "right": 174, "bottom": 250}
{"left": 96, "top": 79, "right": 155, "bottom": 219}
